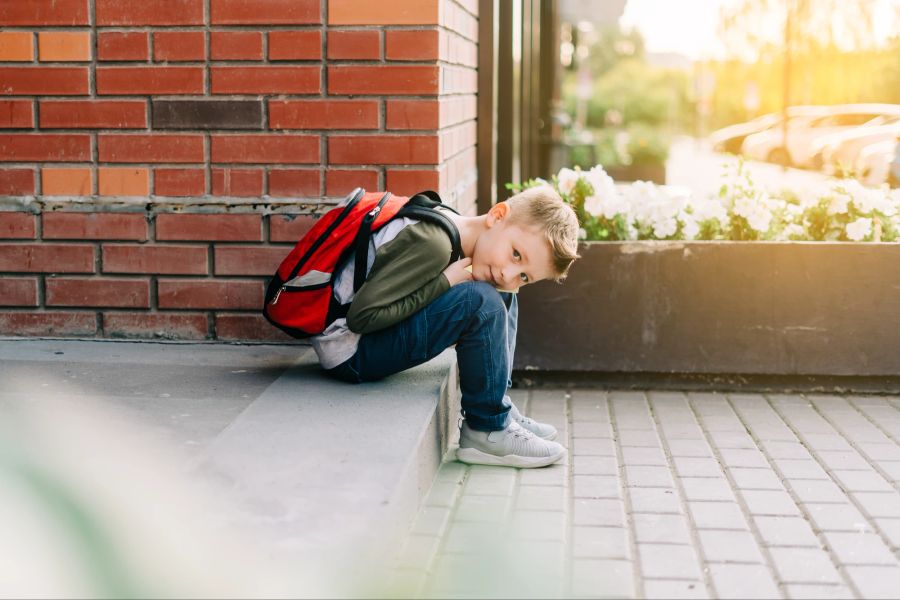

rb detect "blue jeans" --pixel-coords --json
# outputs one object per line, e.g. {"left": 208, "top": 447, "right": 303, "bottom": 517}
{"left": 325, "top": 281, "right": 517, "bottom": 432}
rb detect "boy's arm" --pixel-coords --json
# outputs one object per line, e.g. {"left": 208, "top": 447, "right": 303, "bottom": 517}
{"left": 346, "top": 221, "right": 453, "bottom": 334}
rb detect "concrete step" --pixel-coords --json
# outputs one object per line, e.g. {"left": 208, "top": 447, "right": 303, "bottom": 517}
{"left": 0, "top": 338, "right": 459, "bottom": 596}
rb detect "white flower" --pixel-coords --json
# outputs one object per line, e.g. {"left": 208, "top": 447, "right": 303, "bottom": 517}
{"left": 779, "top": 223, "right": 806, "bottom": 240}
{"left": 732, "top": 190, "right": 773, "bottom": 233}
{"left": 846, "top": 217, "right": 872, "bottom": 241}
{"left": 583, "top": 166, "right": 626, "bottom": 219}
{"left": 556, "top": 168, "right": 580, "bottom": 196}
{"left": 679, "top": 210, "right": 700, "bottom": 240}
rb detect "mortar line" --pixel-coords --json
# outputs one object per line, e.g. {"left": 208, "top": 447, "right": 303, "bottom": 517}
{"left": 563, "top": 387, "right": 575, "bottom": 599}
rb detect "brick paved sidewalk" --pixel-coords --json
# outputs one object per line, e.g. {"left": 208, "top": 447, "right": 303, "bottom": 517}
{"left": 386, "top": 389, "right": 900, "bottom": 599}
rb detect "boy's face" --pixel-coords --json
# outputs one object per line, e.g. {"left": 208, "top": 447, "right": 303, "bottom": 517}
{"left": 471, "top": 204, "right": 555, "bottom": 292}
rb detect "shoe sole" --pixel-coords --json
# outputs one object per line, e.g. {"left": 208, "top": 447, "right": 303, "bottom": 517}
{"left": 456, "top": 446, "right": 566, "bottom": 469}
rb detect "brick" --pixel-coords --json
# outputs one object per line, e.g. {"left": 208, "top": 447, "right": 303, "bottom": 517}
{"left": 154, "top": 168, "right": 205, "bottom": 196}
{"left": 43, "top": 213, "right": 146, "bottom": 241}
{"left": 211, "top": 168, "right": 263, "bottom": 197}
{"left": 211, "top": 66, "right": 320, "bottom": 94}
{"left": 98, "top": 167, "right": 149, "bottom": 196}
{"left": 328, "top": 65, "right": 438, "bottom": 95}
{"left": 156, "top": 214, "right": 262, "bottom": 242}
{"left": 0, "top": 243, "right": 94, "bottom": 273}
{"left": 215, "top": 312, "right": 295, "bottom": 341}
{"left": 40, "top": 101, "right": 147, "bottom": 129}
{"left": 0, "top": 277, "right": 38, "bottom": 306}
{"left": 385, "top": 29, "right": 439, "bottom": 60}
{"left": 268, "top": 30, "right": 321, "bottom": 60}
{"left": 268, "top": 214, "right": 317, "bottom": 242}
{"left": 269, "top": 100, "right": 377, "bottom": 130}
{"left": 153, "top": 31, "right": 205, "bottom": 62}
{"left": 214, "top": 245, "right": 290, "bottom": 275}
{"left": 38, "top": 32, "right": 91, "bottom": 62}
{"left": 0, "top": 311, "right": 96, "bottom": 336}
{"left": 0, "top": 213, "right": 35, "bottom": 239}
{"left": 386, "top": 169, "right": 439, "bottom": 195}
{"left": 96, "top": 0, "right": 204, "bottom": 25}
{"left": 46, "top": 277, "right": 149, "bottom": 308}
{"left": 0, "top": 32, "right": 33, "bottom": 61}
{"left": 329, "top": 135, "right": 437, "bottom": 165}
{"left": 211, "top": 135, "right": 319, "bottom": 164}
{"left": 325, "top": 169, "right": 378, "bottom": 196}
{"left": 0, "top": 100, "right": 34, "bottom": 128}
{"left": 0, "top": 134, "right": 90, "bottom": 162}
{"left": 268, "top": 169, "right": 320, "bottom": 197}
{"left": 0, "top": 170, "right": 35, "bottom": 196}
{"left": 96, "top": 67, "right": 204, "bottom": 95}
{"left": 97, "top": 32, "right": 148, "bottom": 61}
{"left": 327, "top": 30, "right": 379, "bottom": 60}
{"left": 41, "top": 168, "right": 92, "bottom": 196}
{"left": 104, "top": 312, "right": 208, "bottom": 340}
{"left": 210, "top": 31, "right": 263, "bottom": 60}
{"left": 0, "top": 67, "right": 88, "bottom": 95}
{"left": 153, "top": 100, "right": 262, "bottom": 130}
{"left": 102, "top": 244, "right": 208, "bottom": 274}
{"left": 386, "top": 99, "right": 439, "bottom": 130}
{"left": 0, "top": 1, "right": 88, "bottom": 26}
{"left": 98, "top": 134, "right": 205, "bottom": 163}
{"left": 210, "top": 0, "right": 320, "bottom": 24}
{"left": 328, "top": 0, "right": 438, "bottom": 25}
{"left": 158, "top": 279, "right": 263, "bottom": 310}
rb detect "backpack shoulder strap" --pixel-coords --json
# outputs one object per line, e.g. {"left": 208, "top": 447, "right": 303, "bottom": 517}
{"left": 395, "top": 202, "right": 463, "bottom": 263}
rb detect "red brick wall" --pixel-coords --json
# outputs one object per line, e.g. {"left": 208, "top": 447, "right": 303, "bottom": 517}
{"left": 0, "top": 0, "right": 478, "bottom": 340}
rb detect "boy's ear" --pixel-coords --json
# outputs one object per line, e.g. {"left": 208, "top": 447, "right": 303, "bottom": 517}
{"left": 486, "top": 202, "right": 510, "bottom": 226}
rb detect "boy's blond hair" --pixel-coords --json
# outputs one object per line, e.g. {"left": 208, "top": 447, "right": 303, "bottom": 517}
{"left": 505, "top": 185, "right": 581, "bottom": 282}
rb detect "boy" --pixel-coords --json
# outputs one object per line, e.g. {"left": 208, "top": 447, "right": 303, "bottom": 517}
{"left": 315, "top": 186, "right": 580, "bottom": 468}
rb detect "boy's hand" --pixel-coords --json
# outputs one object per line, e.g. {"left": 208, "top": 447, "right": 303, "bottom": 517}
{"left": 443, "top": 257, "right": 474, "bottom": 287}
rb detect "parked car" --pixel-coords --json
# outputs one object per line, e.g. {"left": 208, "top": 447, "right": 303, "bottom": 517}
{"left": 742, "top": 104, "right": 900, "bottom": 168}
{"left": 740, "top": 106, "right": 831, "bottom": 165}
{"left": 709, "top": 113, "right": 780, "bottom": 154}
{"left": 814, "top": 114, "right": 900, "bottom": 175}
{"left": 855, "top": 137, "right": 899, "bottom": 186}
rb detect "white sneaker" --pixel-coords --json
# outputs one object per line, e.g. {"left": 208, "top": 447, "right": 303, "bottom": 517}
{"left": 456, "top": 419, "right": 566, "bottom": 468}
{"left": 508, "top": 399, "right": 558, "bottom": 441}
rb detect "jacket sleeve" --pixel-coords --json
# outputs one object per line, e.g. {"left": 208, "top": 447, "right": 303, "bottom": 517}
{"left": 346, "top": 221, "right": 453, "bottom": 334}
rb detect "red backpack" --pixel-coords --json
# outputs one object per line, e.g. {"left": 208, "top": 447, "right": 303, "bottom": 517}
{"left": 263, "top": 188, "right": 462, "bottom": 339}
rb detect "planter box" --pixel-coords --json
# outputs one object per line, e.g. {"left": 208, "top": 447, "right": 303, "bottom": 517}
{"left": 514, "top": 241, "right": 900, "bottom": 377}
{"left": 603, "top": 163, "right": 666, "bottom": 184}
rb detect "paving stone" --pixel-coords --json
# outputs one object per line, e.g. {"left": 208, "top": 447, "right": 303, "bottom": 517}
{"left": 659, "top": 425, "right": 706, "bottom": 440}
{"left": 454, "top": 494, "right": 511, "bottom": 523}
{"left": 707, "top": 563, "right": 781, "bottom": 599}
{"left": 572, "top": 525, "right": 631, "bottom": 559}
{"left": 852, "top": 492, "right": 900, "bottom": 518}
{"left": 667, "top": 440, "right": 715, "bottom": 457}
{"left": 570, "top": 396, "right": 609, "bottom": 422}
{"left": 573, "top": 437, "right": 617, "bottom": 456}
{"left": 509, "top": 509, "right": 566, "bottom": 542}
{"left": 574, "top": 455, "right": 619, "bottom": 476}
{"left": 463, "top": 467, "right": 517, "bottom": 495}
{"left": 812, "top": 450, "right": 872, "bottom": 471}
{"left": 681, "top": 477, "right": 736, "bottom": 502}
{"left": 573, "top": 498, "right": 627, "bottom": 527}
{"left": 728, "top": 467, "right": 784, "bottom": 490}
{"left": 799, "top": 434, "right": 855, "bottom": 452}
{"left": 873, "top": 518, "right": 900, "bottom": 549}
{"left": 411, "top": 505, "right": 452, "bottom": 537}
{"left": 625, "top": 465, "right": 675, "bottom": 487}
{"left": 428, "top": 551, "right": 507, "bottom": 595}
{"left": 642, "top": 579, "right": 709, "bottom": 599}
{"left": 783, "top": 583, "right": 854, "bottom": 599}
{"left": 618, "top": 428, "right": 664, "bottom": 447}
{"left": 673, "top": 456, "right": 723, "bottom": 477}
{"left": 628, "top": 487, "right": 682, "bottom": 514}
{"left": 697, "top": 529, "right": 765, "bottom": 563}
{"left": 571, "top": 558, "right": 636, "bottom": 598}
{"left": 633, "top": 513, "right": 692, "bottom": 544}
{"left": 831, "top": 469, "right": 894, "bottom": 493}
{"left": 516, "top": 484, "right": 566, "bottom": 512}
{"left": 620, "top": 446, "right": 668, "bottom": 466}
{"left": 805, "top": 503, "right": 871, "bottom": 532}
{"left": 426, "top": 480, "right": 464, "bottom": 507}
{"left": 857, "top": 443, "right": 900, "bottom": 461}
{"left": 760, "top": 441, "right": 812, "bottom": 460}
{"left": 786, "top": 479, "right": 848, "bottom": 504}
{"left": 388, "top": 567, "right": 428, "bottom": 598}
{"left": 878, "top": 461, "right": 900, "bottom": 481}
{"left": 767, "top": 547, "right": 842, "bottom": 584}
{"left": 700, "top": 415, "right": 746, "bottom": 432}
{"left": 773, "top": 459, "right": 830, "bottom": 480}
{"left": 740, "top": 489, "right": 801, "bottom": 516}
{"left": 436, "top": 461, "right": 468, "bottom": 483}
{"left": 519, "top": 463, "right": 567, "bottom": 486}
{"left": 821, "top": 531, "right": 897, "bottom": 565}
{"left": 707, "top": 431, "right": 758, "bottom": 449}
{"left": 574, "top": 475, "right": 622, "bottom": 499}
{"left": 573, "top": 420, "right": 614, "bottom": 438}
{"left": 637, "top": 543, "right": 702, "bottom": 579}
{"left": 395, "top": 534, "right": 441, "bottom": 569}
{"left": 717, "top": 448, "right": 770, "bottom": 468}
{"left": 753, "top": 515, "right": 820, "bottom": 547}
{"left": 442, "top": 520, "right": 501, "bottom": 553}
{"left": 689, "top": 501, "right": 749, "bottom": 530}
{"left": 843, "top": 565, "right": 900, "bottom": 599}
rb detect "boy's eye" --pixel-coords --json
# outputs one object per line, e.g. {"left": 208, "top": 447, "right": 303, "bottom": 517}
{"left": 519, "top": 272, "right": 529, "bottom": 283}
{"left": 513, "top": 249, "right": 521, "bottom": 260}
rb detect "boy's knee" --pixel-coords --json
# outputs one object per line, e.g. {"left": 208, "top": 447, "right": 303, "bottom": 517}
{"left": 466, "top": 281, "right": 506, "bottom": 316}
